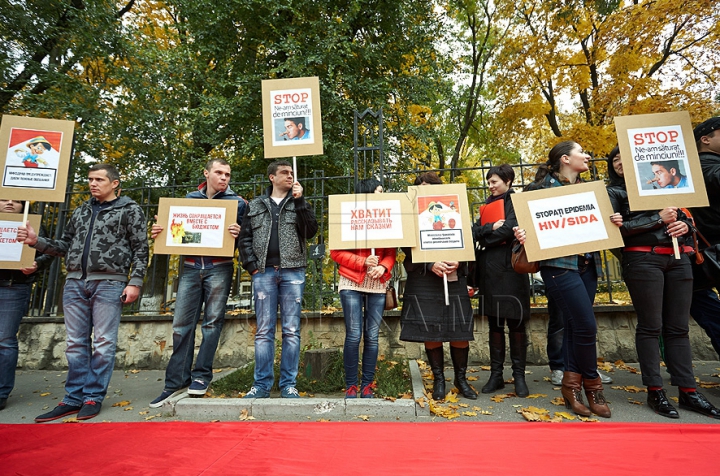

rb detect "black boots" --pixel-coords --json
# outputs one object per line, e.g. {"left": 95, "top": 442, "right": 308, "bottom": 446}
{"left": 481, "top": 331, "right": 505, "bottom": 394}
{"left": 425, "top": 346, "right": 446, "bottom": 400}
{"left": 509, "top": 331, "right": 529, "bottom": 398}
{"left": 450, "top": 345, "right": 478, "bottom": 400}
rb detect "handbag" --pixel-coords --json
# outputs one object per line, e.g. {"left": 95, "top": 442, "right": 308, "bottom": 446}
{"left": 511, "top": 240, "right": 540, "bottom": 274}
{"left": 385, "top": 285, "right": 398, "bottom": 310}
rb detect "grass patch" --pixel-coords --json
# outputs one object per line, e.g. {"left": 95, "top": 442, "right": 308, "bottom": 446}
{"left": 209, "top": 347, "right": 412, "bottom": 398}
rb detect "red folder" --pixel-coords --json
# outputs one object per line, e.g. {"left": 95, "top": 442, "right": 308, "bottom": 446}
{"left": 479, "top": 199, "right": 505, "bottom": 225}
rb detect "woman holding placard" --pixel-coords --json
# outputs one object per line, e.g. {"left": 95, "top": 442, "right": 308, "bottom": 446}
{"left": 473, "top": 164, "right": 530, "bottom": 397}
{"left": 606, "top": 147, "right": 720, "bottom": 419}
{"left": 330, "top": 178, "right": 396, "bottom": 399}
{"left": 514, "top": 141, "right": 612, "bottom": 418}
{"left": 400, "top": 172, "right": 477, "bottom": 401}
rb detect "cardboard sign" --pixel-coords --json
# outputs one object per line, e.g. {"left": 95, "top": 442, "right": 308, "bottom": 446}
{"left": 154, "top": 198, "right": 238, "bottom": 257}
{"left": 328, "top": 192, "right": 416, "bottom": 250}
{"left": 511, "top": 181, "right": 624, "bottom": 262}
{"left": 614, "top": 111, "right": 708, "bottom": 210}
{"left": 0, "top": 115, "right": 75, "bottom": 202}
{"left": 262, "top": 77, "right": 323, "bottom": 158}
{"left": 0, "top": 213, "right": 42, "bottom": 269}
{"left": 408, "top": 183, "right": 475, "bottom": 263}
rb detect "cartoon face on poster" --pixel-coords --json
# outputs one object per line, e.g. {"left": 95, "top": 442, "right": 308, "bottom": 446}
{"left": 262, "top": 77, "right": 323, "bottom": 158}
{"left": 614, "top": 111, "right": 708, "bottom": 210}
{"left": 417, "top": 194, "right": 464, "bottom": 250}
{"left": 0, "top": 115, "right": 74, "bottom": 202}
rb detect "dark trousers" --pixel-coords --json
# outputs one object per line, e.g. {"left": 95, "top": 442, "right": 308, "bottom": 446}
{"left": 690, "top": 288, "right": 720, "bottom": 358}
{"left": 622, "top": 252, "right": 696, "bottom": 388}
{"left": 546, "top": 296, "right": 564, "bottom": 371}
{"left": 541, "top": 264, "right": 598, "bottom": 379}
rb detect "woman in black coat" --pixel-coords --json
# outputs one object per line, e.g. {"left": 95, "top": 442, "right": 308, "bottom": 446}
{"left": 473, "top": 165, "right": 530, "bottom": 397}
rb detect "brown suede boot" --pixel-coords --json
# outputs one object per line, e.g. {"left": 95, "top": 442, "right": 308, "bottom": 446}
{"left": 583, "top": 376, "right": 611, "bottom": 418}
{"left": 561, "top": 371, "right": 591, "bottom": 417}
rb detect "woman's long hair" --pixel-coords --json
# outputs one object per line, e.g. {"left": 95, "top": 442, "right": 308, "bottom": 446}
{"left": 530, "top": 140, "right": 578, "bottom": 186}
{"left": 606, "top": 145, "right": 625, "bottom": 187}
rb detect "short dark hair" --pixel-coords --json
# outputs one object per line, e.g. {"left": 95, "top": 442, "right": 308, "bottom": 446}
{"left": 205, "top": 158, "right": 230, "bottom": 171}
{"left": 486, "top": 164, "right": 514, "bottom": 184}
{"left": 268, "top": 160, "right": 292, "bottom": 177}
{"left": 88, "top": 163, "right": 120, "bottom": 183}
{"left": 414, "top": 172, "right": 442, "bottom": 185}
{"left": 284, "top": 117, "right": 305, "bottom": 128}
{"left": 356, "top": 177, "right": 382, "bottom": 193}
{"left": 651, "top": 160, "right": 684, "bottom": 176}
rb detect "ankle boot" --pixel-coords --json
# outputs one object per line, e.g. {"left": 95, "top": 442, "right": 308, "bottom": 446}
{"left": 450, "top": 345, "right": 478, "bottom": 400}
{"left": 583, "top": 376, "right": 611, "bottom": 418}
{"left": 561, "top": 371, "right": 591, "bottom": 417}
{"left": 425, "top": 346, "right": 446, "bottom": 400}
{"left": 509, "top": 330, "right": 529, "bottom": 398}
{"left": 481, "top": 331, "right": 506, "bottom": 394}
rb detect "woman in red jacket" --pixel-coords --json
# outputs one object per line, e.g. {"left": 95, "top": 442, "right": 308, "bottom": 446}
{"left": 330, "top": 178, "right": 397, "bottom": 398}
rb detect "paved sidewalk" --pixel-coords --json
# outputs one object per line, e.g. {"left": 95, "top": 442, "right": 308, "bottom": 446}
{"left": 2, "top": 362, "right": 720, "bottom": 424}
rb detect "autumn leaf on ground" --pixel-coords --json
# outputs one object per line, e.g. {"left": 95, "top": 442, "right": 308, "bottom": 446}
{"left": 130, "top": 369, "right": 141, "bottom": 374}
{"left": 239, "top": 409, "right": 255, "bottom": 421}
{"left": 611, "top": 385, "right": 646, "bottom": 393}
{"left": 356, "top": 415, "right": 372, "bottom": 421}
{"left": 479, "top": 365, "right": 491, "bottom": 371}
{"left": 138, "top": 411, "right": 149, "bottom": 415}
{"left": 472, "top": 406, "right": 482, "bottom": 411}
{"left": 578, "top": 416, "right": 600, "bottom": 422}
{"left": 40, "top": 392, "right": 51, "bottom": 397}
{"left": 699, "top": 381, "right": 720, "bottom": 389}
{"left": 462, "top": 411, "right": 477, "bottom": 417}
{"left": 467, "top": 367, "right": 479, "bottom": 373}
{"left": 519, "top": 406, "right": 559, "bottom": 422}
{"left": 490, "top": 393, "right": 514, "bottom": 403}
{"left": 597, "top": 361, "right": 614, "bottom": 372}
{"left": 670, "top": 396, "right": 679, "bottom": 403}
{"left": 448, "top": 404, "right": 459, "bottom": 410}
{"left": 416, "top": 397, "right": 427, "bottom": 408}
{"left": 124, "top": 407, "right": 133, "bottom": 411}
{"left": 112, "top": 400, "right": 131, "bottom": 407}
{"left": 467, "top": 376, "right": 478, "bottom": 381}
{"left": 62, "top": 417, "right": 79, "bottom": 423}
{"left": 399, "top": 392, "right": 413, "bottom": 399}
{"left": 525, "top": 393, "right": 547, "bottom": 399}
{"left": 444, "top": 392, "right": 459, "bottom": 403}
{"left": 316, "top": 418, "right": 331, "bottom": 422}
{"left": 145, "top": 415, "right": 156, "bottom": 421}
{"left": 550, "top": 397, "right": 565, "bottom": 406}
{"left": 429, "top": 401, "right": 461, "bottom": 420}
{"left": 628, "top": 398, "right": 643, "bottom": 405}
{"left": 458, "top": 403, "right": 469, "bottom": 408}
{"left": 614, "top": 361, "right": 640, "bottom": 374}
{"left": 384, "top": 396, "right": 397, "bottom": 402}
{"left": 554, "top": 412, "right": 576, "bottom": 420}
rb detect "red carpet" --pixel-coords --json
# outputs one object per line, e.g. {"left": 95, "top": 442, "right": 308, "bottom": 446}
{"left": 1, "top": 421, "right": 717, "bottom": 475}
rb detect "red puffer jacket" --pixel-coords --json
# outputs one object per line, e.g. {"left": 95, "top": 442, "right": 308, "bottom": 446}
{"left": 330, "top": 248, "right": 396, "bottom": 285}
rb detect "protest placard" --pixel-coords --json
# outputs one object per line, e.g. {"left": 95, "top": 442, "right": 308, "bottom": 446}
{"left": 0, "top": 213, "right": 42, "bottom": 269}
{"left": 154, "top": 198, "right": 238, "bottom": 257}
{"left": 614, "top": 111, "right": 708, "bottom": 210}
{"left": 0, "top": 115, "right": 74, "bottom": 203}
{"left": 408, "top": 183, "right": 475, "bottom": 263}
{"left": 328, "top": 192, "right": 416, "bottom": 250}
{"left": 262, "top": 77, "right": 323, "bottom": 158}
{"left": 511, "top": 181, "right": 624, "bottom": 262}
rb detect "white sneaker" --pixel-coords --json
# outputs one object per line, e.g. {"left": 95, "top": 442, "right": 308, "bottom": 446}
{"left": 598, "top": 370, "right": 613, "bottom": 384}
{"left": 551, "top": 370, "right": 563, "bottom": 386}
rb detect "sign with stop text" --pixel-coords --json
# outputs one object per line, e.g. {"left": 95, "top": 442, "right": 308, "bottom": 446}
{"left": 511, "top": 181, "right": 624, "bottom": 262}
{"left": 0, "top": 213, "right": 42, "bottom": 269}
{"left": 614, "top": 111, "right": 708, "bottom": 210}
{"left": 408, "top": 183, "right": 475, "bottom": 263}
{"left": 262, "top": 77, "right": 324, "bottom": 159}
{"left": 328, "top": 192, "right": 416, "bottom": 250}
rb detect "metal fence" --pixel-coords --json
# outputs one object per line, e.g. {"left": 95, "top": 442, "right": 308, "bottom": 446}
{"left": 23, "top": 158, "right": 622, "bottom": 317}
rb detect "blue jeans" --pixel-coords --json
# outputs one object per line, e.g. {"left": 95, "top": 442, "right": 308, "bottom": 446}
{"left": 541, "top": 265, "right": 598, "bottom": 379}
{"left": 690, "top": 288, "right": 720, "bottom": 358}
{"left": 546, "top": 295, "right": 564, "bottom": 371}
{"left": 340, "top": 290, "right": 384, "bottom": 388}
{"left": 62, "top": 279, "right": 124, "bottom": 405}
{"left": 0, "top": 283, "right": 31, "bottom": 399}
{"left": 164, "top": 265, "right": 233, "bottom": 391}
{"left": 252, "top": 267, "right": 305, "bottom": 391}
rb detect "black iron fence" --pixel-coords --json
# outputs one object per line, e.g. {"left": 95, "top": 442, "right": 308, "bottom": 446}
{"left": 23, "top": 159, "right": 622, "bottom": 317}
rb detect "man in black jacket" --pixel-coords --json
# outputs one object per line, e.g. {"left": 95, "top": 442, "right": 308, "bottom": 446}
{"left": 690, "top": 117, "right": 720, "bottom": 358}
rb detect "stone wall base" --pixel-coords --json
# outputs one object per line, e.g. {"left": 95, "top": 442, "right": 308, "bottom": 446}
{"left": 17, "top": 307, "right": 717, "bottom": 370}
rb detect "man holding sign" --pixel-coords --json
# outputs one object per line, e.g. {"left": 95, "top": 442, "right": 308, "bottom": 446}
{"left": 18, "top": 164, "right": 149, "bottom": 422}
{"left": 240, "top": 160, "right": 318, "bottom": 399}
{"left": 149, "top": 158, "right": 246, "bottom": 408}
